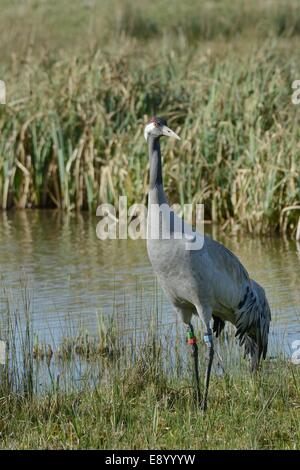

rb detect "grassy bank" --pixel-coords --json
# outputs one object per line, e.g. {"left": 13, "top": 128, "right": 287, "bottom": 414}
{"left": 0, "top": 281, "right": 300, "bottom": 450}
{"left": 1, "top": 356, "right": 300, "bottom": 449}
{"left": 0, "top": 0, "right": 300, "bottom": 236}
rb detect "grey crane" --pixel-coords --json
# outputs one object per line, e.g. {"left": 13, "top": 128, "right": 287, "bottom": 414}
{"left": 144, "top": 116, "right": 271, "bottom": 411}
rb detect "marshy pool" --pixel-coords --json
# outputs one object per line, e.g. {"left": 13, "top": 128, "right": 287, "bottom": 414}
{"left": 0, "top": 210, "right": 300, "bottom": 359}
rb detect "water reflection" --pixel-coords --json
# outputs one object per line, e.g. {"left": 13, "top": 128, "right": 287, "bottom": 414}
{"left": 0, "top": 210, "right": 300, "bottom": 355}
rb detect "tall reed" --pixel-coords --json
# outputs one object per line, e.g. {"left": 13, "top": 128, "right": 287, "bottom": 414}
{"left": 0, "top": 1, "right": 300, "bottom": 236}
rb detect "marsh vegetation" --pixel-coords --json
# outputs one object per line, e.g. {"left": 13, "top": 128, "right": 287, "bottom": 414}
{"left": 1, "top": 0, "right": 300, "bottom": 450}
{"left": 0, "top": 1, "right": 300, "bottom": 235}
{"left": 0, "top": 281, "right": 300, "bottom": 450}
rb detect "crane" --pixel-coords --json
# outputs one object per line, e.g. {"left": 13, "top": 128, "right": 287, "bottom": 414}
{"left": 144, "top": 116, "right": 271, "bottom": 411}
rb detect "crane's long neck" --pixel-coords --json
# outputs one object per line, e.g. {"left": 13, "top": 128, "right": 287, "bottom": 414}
{"left": 148, "top": 136, "right": 167, "bottom": 206}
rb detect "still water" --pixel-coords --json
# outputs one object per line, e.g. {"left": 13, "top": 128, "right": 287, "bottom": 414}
{"left": 0, "top": 210, "right": 300, "bottom": 357}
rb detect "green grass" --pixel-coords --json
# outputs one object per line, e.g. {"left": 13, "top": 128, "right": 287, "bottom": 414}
{"left": 0, "top": 280, "right": 300, "bottom": 450}
{"left": 1, "top": 356, "right": 300, "bottom": 449}
{"left": 1, "top": 0, "right": 300, "bottom": 57}
{"left": 0, "top": 1, "right": 300, "bottom": 235}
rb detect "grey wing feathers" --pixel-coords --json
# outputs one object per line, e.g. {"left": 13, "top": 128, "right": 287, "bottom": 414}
{"left": 206, "top": 237, "right": 250, "bottom": 283}
{"left": 206, "top": 238, "right": 271, "bottom": 366}
{"left": 235, "top": 279, "right": 271, "bottom": 362}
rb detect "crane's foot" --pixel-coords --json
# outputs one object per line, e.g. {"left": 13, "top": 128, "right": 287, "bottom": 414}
{"left": 186, "top": 323, "right": 202, "bottom": 406}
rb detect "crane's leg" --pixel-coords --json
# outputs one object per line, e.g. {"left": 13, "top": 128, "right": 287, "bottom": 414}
{"left": 250, "top": 344, "right": 259, "bottom": 373}
{"left": 201, "top": 330, "right": 214, "bottom": 412}
{"left": 186, "top": 323, "right": 201, "bottom": 406}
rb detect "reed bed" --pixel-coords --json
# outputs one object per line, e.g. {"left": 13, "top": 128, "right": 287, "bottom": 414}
{"left": 0, "top": 0, "right": 300, "bottom": 237}
{"left": 0, "top": 280, "right": 300, "bottom": 449}
{"left": 1, "top": 0, "right": 300, "bottom": 56}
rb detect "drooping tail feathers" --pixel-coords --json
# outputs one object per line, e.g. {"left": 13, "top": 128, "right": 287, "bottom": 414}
{"left": 212, "top": 314, "right": 225, "bottom": 338}
{"left": 235, "top": 279, "right": 271, "bottom": 367}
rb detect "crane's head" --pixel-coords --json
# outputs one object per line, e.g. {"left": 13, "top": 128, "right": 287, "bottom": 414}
{"left": 144, "top": 116, "right": 180, "bottom": 142}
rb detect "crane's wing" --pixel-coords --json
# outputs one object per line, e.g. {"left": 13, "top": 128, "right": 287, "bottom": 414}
{"left": 203, "top": 236, "right": 250, "bottom": 311}
{"left": 204, "top": 236, "right": 271, "bottom": 363}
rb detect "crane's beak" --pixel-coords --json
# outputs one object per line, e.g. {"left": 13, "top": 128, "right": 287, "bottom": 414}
{"left": 161, "top": 125, "right": 181, "bottom": 140}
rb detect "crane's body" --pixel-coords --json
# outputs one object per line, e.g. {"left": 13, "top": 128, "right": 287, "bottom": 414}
{"left": 144, "top": 117, "right": 271, "bottom": 410}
